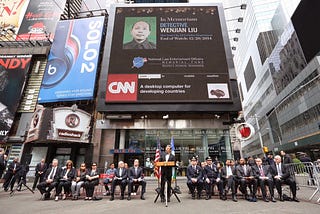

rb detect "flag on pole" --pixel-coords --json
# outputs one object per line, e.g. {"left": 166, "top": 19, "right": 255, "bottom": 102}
{"left": 170, "top": 136, "right": 176, "bottom": 181}
{"left": 154, "top": 136, "right": 161, "bottom": 180}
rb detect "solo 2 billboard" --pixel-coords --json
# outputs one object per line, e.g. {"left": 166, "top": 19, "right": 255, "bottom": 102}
{"left": 38, "top": 16, "right": 105, "bottom": 103}
{"left": 0, "top": 54, "right": 32, "bottom": 142}
{"left": 105, "top": 5, "right": 232, "bottom": 103}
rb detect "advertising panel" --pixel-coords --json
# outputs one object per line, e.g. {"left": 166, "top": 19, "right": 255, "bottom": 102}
{"left": 0, "top": 0, "right": 30, "bottom": 41}
{"left": 105, "top": 5, "right": 232, "bottom": 103}
{"left": 38, "top": 16, "right": 105, "bottom": 103}
{"left": 0, "top": 54, "right": 32, "bottom": 142}
{"left": 17, "top": 0, "right": 66, "bottom": 41}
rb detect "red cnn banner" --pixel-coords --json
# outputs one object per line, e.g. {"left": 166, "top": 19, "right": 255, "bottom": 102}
{"left": 105, "top": 74, "right": 138, "bottom": 102}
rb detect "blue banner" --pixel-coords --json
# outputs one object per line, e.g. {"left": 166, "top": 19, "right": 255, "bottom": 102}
{"left": 38, "top": 16, "right": 105, "bottom": 103}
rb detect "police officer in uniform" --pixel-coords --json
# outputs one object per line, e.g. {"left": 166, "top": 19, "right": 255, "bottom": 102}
{"left": 186, "top": 156, "right": 203, "bottom": 199}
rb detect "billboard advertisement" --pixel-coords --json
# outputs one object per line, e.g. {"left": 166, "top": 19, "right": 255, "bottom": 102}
{"left": 38, "top": 16, "right": 105, "bottom": 103}
{"left": 0, "top": 54, "right": 32, "bottom": 142}
{"left": 17, "top": 0, "right": 66, "bottom": 41}
{"left": 0, "top": 0, "right": 30, "bottom": 41}
{"left": 105, "top": 5, "right": 232, "bottom": 103}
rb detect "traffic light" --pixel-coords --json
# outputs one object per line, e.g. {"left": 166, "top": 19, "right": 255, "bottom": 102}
{"left": 263, "top": 146, "right": 269, "bottom": 153}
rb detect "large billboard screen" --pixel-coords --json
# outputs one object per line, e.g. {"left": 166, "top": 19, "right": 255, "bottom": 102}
{"left": 105, "top": 5, "right": 232, "bottom": 103}
{"left": 0, "top": 0, "right": 30, "bottom": 41}
{"left": 0, "top": 54, "right": 32, "bottom": 142}
{"left": 38, "top": 16, "right": 105, "bottom": 103}
{"left": 17, "top": 0, "right": 66, "bottom": 41}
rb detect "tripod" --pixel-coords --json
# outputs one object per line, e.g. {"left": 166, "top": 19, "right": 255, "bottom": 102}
{"left": 9, "top": 175, "right": 34, "bottom": 197}
{"left": 154, "top": 179, "right": 181, "bottom": 207}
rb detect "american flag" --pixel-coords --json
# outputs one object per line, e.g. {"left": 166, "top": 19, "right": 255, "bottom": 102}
{"left": 154, "top": 136, "right": 161, "bottom": 179}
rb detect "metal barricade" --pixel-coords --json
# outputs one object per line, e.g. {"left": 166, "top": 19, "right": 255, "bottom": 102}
{"left": 286, "top": 162, "right": 320, "bottom": 202}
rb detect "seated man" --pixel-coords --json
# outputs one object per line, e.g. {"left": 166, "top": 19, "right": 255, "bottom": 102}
{"left": 110, "top": 161, "right": 128, "bottom": 201}
{"left": 272, "top": 155, "right": 299, "bottom": 202}
{"left": 203, "top": 156, "right": 225, "bottom": 200}
{"left": 127, "top": 159, "right": 146, "bottom": 200}
{"left": 221, "top": 159, "right": 238, "bottom": 202}
{"left": 103, "top": 163, "right": 116, "bottom": 196}
{"left": 253, "top": 158, "right": 276, "bottom": 202}
{"left": 186, "top": 156, "right": 203, "bottom": 199}
{"left": 236, "top": 158, "right": 258, "bottom": 202}
{"left": 37, "top": 159, "right": 62, "bottom": 200}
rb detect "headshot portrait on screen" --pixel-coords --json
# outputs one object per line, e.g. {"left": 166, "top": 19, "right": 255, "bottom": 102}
{"left": 123, "top": 18, "right": 156, "bottom": 50}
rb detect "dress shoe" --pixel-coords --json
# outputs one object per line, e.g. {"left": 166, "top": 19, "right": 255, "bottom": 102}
{"left": 292, "top": 197, "right": 300, "bottom": 202}
{"left": 232, "top": 195, "right": 238, "bottom": 202}
{"left": 109, "top": 196, "right": 114, "bottom": 201}
{"left": 251, "top": 197, "right": 257, "bottom": 202}
{"left": 220, "top": 195, "right": 227, "bottom": 201}
{"left": 140, "top": 195, "right": 145, "bottom": 200}
{"left": 271, "top": 197, "right": 276, "bottom": 202}
{"left": 205, "top": 195, "right": 210, "bottom": 200}
{"left": 127, "top": 196, "right": 131, "bottom": 201}
{"left": 168, "top": 197, "right": 171, "bottom": 202}
{"left": 197, "top": 194, "right": 201, "bottom": 200}
{"left": 279, "top": 197, "right": 284, "bottom": 202}
{"left": 263, "top": 197, "right": 269, "bottom": 202}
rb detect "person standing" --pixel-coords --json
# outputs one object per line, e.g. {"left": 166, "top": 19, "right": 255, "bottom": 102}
{"left": 0, "top": 149, "right": 8, "bottom": 179}
{"left": 159, "top": 144, "right": 175, "bottom": 202}
{"left": 32, "top": 158, "right": 47, "bottom": 191}
{"left": 280, "top": 150, "right": 293, "bottom": 164}
{"left": 3, "top": 157, "right": 21, "bottom": 191}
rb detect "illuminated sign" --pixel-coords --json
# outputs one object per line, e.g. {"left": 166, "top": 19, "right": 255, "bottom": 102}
{"left": 105, "top": 5, "right": 232, "bottom": 103}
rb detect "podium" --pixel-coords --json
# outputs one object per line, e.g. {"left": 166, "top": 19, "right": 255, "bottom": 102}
{"left": 154, "top": 161, "right": 181, "bottom": 207}
{"left": 154, "top": 161, "right": 175, "bottom": 167}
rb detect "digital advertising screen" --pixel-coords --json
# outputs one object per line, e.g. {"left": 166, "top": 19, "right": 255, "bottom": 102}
{"left": 38, "top": 16, "right": 105, "bottom": 103}
{"left": 0, "top": 54, "right": 32, "bottom": 142}
{"left": 105, "top": 5, "right": 232, "bottom": 103}
{"left": 17, "top": 0, "right": 66, "bottom": 41}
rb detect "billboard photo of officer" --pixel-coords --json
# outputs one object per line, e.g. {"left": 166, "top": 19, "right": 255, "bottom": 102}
{"left": 123, "top": 17, "right": 157, "bottom": 50}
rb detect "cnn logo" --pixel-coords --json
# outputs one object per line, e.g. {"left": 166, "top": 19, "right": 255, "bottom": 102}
{"left": 106, "top": 74, "right": 138, "bottom": 101}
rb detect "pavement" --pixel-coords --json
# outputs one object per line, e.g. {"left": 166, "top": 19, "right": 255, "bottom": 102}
{"left": 0, "top": 177, "right": 319, "bottom": 214}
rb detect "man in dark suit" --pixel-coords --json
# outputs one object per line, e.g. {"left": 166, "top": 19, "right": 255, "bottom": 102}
{"left": 127, "top": 159, "right": 146, "bottom": 200}
{"left": 236, "top": 158, "right": 257, "bottom": 201}
{"left": 37, "top": 159, "right": 62, "bottom": 200}
{"left": 110, "top": 161, "right": 128, "bottom": 201}
{"left": 280, "top": 150, "right": 293, "bottom": 164}
{"left": 253, "top": 158, "right": 276, "bottom": 202}
{"left": 272, "top": 155, "right": 299, "bottom": 202}
{"left": 187, "top": 156, "right": 203, "bottom": 199}
{"left": 203, "top": 156, "right": 224, "bottom": 200}
{"left": 3, "top": 157, "right": 21, "bottom": 191}
{"left": 32, "top": 158, "right": 47, "bottom": 191}
{"left": 159, "top": 144, "right": 175, "bottom": 202}
{"left": 0, "top": 150, "right": 8, "bottom": 179}
{"left": 221, "top": 159, "right": 238, "bottom": 202}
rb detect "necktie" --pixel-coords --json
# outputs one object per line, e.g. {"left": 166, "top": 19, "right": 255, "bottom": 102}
{"left": 49, "top": 167, "right": 56, "bottom": 179}
{"left": 260, "top": 166, "right": 265, "bottom": 177}
{"left": 135, "top": 167, "right": 137, "bottom": 176}
{"left": 277, "top": 164, "right": 282, "bottom": 176}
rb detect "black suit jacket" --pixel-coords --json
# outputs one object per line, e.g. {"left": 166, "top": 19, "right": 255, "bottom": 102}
{"left": 44, "top": 166, "right": 63, "bottom": 182}
{"left": 60, "top": 167, "right": 76, "bottom": 181}
{"left": 128, "top": 166, "right": 144, "bottom": 180}
{"left": 221, "top": 165, "right": 236, "bottom": 180}
{"left": 35, "top": 162, "right": 47, "bottom": 175}
{"left": 159, "top": 153, "right": 175, "bottom": 178}
{"left": 114, "top": 167, "right": 128, "bottom": 180}
{"left": 236, "top": 164, "right": 254, "bottom": 178}
{"left": 203, "top": 164, "right": 219, "bottom": 179}
{"left": 270, "top": 163, "right": 291, "bottom": 180}
{"left": 252, "top": 165, "right": 273, "bottom": 180}
{"left": 187, "top": 165, "right": 203, "bottom": 182}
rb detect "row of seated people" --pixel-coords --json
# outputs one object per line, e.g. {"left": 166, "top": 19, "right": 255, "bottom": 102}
{"left": 36, "top": 158, "right": 146, "bottom": 201}
{"left": 37, "top": 159, "right": 99, "bottom": 201}
{"left": 187, "top": 155, "right": 299, "bottom": 202}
